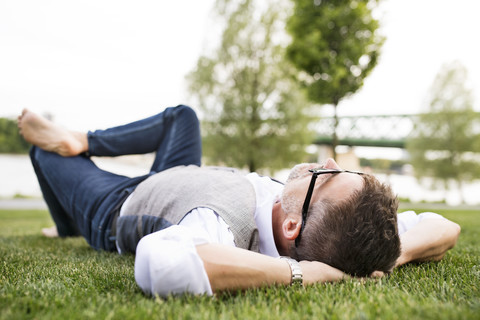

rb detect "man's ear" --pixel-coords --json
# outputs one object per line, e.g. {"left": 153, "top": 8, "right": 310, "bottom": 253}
{"left": 282, "top": 217, "right": 302, "bottom": 241}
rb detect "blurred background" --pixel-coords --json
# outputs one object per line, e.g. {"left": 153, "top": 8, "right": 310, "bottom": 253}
{"left": 1, "top": 0, "right": 479, "bottom": 206}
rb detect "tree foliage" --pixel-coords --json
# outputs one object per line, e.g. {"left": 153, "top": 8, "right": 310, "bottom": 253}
{"left": 407, "top": 61, "right": 480, "bottom": 201}
{"left": 286, "top": 0, "right": 384, "bottom": 158}
{"left": 0, "top": 117, "right": 30, "bottom": 153}
{"left": 187, "top": 0, "right": 314, "bottom": 173}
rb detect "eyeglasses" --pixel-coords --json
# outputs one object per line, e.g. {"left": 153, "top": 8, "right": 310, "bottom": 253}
{"left": 295, "top": 168, "right": 364, "bottom": 247}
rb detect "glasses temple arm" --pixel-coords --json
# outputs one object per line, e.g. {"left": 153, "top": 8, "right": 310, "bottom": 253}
{"left": 302, "top": 174, "right": 318, "bottom": 216}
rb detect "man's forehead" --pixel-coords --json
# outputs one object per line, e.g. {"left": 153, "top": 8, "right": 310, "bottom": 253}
{"left": 314, "top": 171, "right": 364, "bottom": 200}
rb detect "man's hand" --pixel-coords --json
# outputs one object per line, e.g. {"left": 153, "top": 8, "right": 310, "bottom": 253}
{"left": 395, "top": 218, "right": 461, "bottom": 268}
{"left": 300, "top": 260, "right": 349, "bottom": 284}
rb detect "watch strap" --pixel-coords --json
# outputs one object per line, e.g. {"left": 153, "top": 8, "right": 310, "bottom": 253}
{"left": 279, "top": 256, "right": 303, "bottom": 286}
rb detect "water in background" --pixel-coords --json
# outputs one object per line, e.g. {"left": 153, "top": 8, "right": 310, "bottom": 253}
{"left": 0, "top": 154, "right": 152, "bottom": 198}
{"left": 1, "top": 154, "right": 41, "bottom": 197}
{"left": 1, "top": 154, "right": 478, "bottom": 206}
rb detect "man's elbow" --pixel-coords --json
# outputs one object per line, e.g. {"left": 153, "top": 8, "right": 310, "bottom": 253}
{"left": 449, "top": 221, "right": 461, "bottom": 249}
{"left": 438, "top": 220, "right": 461, "bottom": 259}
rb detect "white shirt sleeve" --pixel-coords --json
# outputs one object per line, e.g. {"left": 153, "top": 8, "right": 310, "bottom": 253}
{"left": 397, "top": 211, "right": 447, "bottom": 235}
{"left": 134, "top": 208, "right": 235, "bottom": 297}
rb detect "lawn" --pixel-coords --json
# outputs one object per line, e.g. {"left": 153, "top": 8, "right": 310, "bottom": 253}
{"left": 0, "top": 208, "right": 479, "bottom": 319}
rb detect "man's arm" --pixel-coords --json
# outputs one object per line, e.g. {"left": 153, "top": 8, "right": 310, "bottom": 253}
{"left": 196, "top": 243, "right": 347, "bottom": 292}
{"left": 395, "top": 218, "right": 461, "bottom": 268}
{"left": 135, "top": 224, "right": 347, "bottom": 297}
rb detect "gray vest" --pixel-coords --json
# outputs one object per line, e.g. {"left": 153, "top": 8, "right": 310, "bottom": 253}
{"left": 119, "top": 165, "right": 259, "bottom": 252}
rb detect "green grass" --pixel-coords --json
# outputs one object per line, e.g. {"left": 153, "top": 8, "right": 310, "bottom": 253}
{"left": 1, "top": 209, "right": 479, "bottom": 320}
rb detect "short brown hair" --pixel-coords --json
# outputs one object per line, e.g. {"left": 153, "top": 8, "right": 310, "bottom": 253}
{"left": 291, "top": 174, "right": 401, "bottom": 277}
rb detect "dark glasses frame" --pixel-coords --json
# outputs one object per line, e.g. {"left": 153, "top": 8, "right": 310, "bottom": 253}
{"left": 295, "top": 168, "right": 364, "bottom": 247}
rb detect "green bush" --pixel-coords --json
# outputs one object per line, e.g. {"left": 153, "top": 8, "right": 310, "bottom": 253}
{"left": 0, "top": 118, "right": 30, "bottom": 153}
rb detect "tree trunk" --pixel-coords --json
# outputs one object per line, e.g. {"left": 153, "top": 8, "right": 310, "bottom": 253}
{"left": 457, "top": 179, "right": 465, "bottom": 204}
{"left": 248, "top": 158, "right": 256, "bottom": 173}
{"left": 332, "top": 103, "right": 339, "bottom": 161}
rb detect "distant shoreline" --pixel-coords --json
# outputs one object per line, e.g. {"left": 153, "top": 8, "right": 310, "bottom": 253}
{"left": 0, "top": 198, "right": 47, "bottom": 209}
{"left": 1, "top": 198, "right": 478, "bottom": 211}
{"left": 1, "top": 154, "right": 479, "bottom": 207}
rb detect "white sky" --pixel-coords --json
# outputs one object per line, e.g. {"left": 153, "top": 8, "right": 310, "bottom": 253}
{"left": 1, "top": 0, "right": 479, "bottom": 132}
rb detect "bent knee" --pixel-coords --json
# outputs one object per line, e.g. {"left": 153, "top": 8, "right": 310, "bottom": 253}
{"left": 175, "top": 105, "right": 200, "bottom": 127}
{"left": 29, "top": 146, "right": 59, "bottom": 168}
{"left": 29, "top": 145, "right": 42, "bottom": 164}
{"left": 176, "top": 104, "right": 198, "bottom": 119}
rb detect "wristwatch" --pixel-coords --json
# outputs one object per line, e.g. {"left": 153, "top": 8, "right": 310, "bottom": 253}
{"left": 279, "top": 256, "right": 303, "bottom": 286}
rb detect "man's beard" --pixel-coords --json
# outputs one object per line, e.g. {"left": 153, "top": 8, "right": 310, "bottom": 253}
{"left": 280, "top": 190, "right": 303, "bottom": 215}
{"left": 285, "top": 163, "right": 322, "bottom": 183}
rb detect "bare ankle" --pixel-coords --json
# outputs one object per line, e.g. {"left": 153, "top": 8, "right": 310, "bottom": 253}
{"left": 73, "top": 131, "right": 89, "bottom": 154}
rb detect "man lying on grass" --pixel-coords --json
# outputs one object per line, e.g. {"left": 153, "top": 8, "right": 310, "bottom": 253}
{"left": 18, "top": 106, "right": 461, "bottom": 297}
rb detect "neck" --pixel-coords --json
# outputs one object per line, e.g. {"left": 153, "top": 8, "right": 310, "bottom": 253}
{"left": 272, "top": 202, "right": 289, "bottom": 256}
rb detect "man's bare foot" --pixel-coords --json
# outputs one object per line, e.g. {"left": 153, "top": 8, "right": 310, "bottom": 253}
{"left": 42, "top": 226, "right": 59, "bottom": 238}
{"left": 17, "top": 109, "right": 88, "bottom": 157}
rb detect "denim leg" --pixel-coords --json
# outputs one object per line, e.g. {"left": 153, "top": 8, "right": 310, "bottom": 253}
{"left": 88, "top": 105, "right": 202, "bottom": 172}
{"left": 30, "top": 105, "right": 201, "bottom": 250}
{"left": 30, "top": 146, "right": 146, "bottom": 250}
{"left": 30, "top": 148, "right": 81, "bottom": 237}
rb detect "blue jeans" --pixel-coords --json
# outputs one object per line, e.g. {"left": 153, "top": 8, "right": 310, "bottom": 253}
{"left": 30, "top": 105, "right": 202, "bottom": 251}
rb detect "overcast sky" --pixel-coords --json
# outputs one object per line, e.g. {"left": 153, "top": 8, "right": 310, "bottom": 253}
{"left": 1, "top": 0, "right": 479, "bottom": 132}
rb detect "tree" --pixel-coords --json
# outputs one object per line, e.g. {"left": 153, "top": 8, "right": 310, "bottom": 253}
{"left": 407, "top": 61, "right": 480, "bottom": 203}
{"left": 187, "top": 0, "right": 314, "bottom": 173}
{"left": 286, "top": 0, "right": 384, "bottom": 159}
{"left": 0, "top": 117, "right": 30, "bottom": 153}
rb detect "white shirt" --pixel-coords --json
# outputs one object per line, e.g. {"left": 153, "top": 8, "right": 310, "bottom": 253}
{"left": 134, "top": 172, "right": 282, "bottom": 296}
{"left": 133, "top": 174, "right": 446, "bottom": 297}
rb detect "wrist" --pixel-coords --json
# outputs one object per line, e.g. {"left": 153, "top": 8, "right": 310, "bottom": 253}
{"left": 279, "top": 256, "right": 303, "bottom": 286}
{"left": 395, "top": 250, "right": 411, "bottom": 268}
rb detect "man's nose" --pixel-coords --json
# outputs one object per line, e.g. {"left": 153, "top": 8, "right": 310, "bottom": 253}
{"left": 323, "top": 158, "right": 341, "bottom": 170}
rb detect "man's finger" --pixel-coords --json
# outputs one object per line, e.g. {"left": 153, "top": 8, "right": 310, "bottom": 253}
{"left": 370, "top": 271, "right": 385, "bottom": 278}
